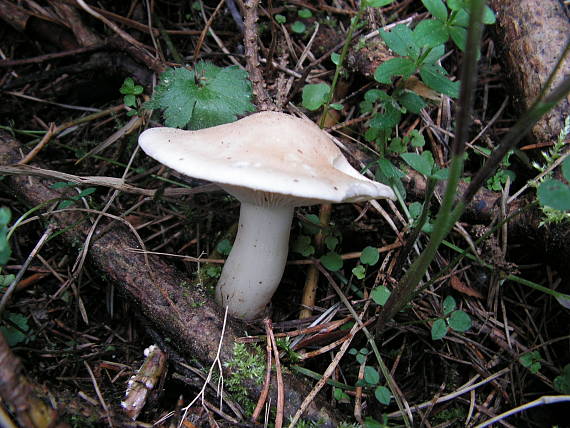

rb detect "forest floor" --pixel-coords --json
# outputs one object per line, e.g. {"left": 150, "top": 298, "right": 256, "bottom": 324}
{"left": 0, "top": 1, "right": 569, "bottom": 427}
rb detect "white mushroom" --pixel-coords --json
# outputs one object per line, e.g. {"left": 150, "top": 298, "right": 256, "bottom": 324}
{"left": 139, "top": 111, "right": 395, "bottom": 320}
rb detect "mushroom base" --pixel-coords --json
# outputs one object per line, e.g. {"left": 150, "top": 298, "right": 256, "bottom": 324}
{"left": 215, "top": 202, "right": 294, "bottom": 320}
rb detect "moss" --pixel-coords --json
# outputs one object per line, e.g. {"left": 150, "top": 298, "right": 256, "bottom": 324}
{"left": 224, "top": 342, "right": 265, "bottom": 416}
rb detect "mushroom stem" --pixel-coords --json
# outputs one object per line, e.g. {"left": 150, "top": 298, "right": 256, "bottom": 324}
{"left": 215, "top": 201, "right": 294, "bottom": 319}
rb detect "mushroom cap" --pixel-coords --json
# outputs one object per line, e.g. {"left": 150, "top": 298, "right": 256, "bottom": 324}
{"left": 139, "top": 111, "right": 395, "bottom": 206}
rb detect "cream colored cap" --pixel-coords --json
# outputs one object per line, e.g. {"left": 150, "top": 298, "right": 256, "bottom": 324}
{"left": 139, "top": 111, "right": 395, "bottom": 206}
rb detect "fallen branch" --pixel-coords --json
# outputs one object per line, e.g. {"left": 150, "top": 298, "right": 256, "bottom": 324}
{"left": 0, "top": 131, "right": 338, "bottom": 424}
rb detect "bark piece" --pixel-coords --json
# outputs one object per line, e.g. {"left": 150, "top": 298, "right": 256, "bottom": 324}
{"left": 0, "top": 131, "right": 338, "bottom": 425}
{"left": 489, "top": 0, "right": 570, "bottom": 143}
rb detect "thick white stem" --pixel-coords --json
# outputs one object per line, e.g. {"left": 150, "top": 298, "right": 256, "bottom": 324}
{"left": 215, "top": 202, "right": 294, "bottom": 320}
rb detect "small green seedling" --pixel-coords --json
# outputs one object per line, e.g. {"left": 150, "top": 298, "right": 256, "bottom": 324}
{"left": 291, "top": 21, "right": 306, "bottom": 34}
{"left": 352, "top": 246, "right": 380, "bottom": 279}
{"left": 519, "top": 351, "right": 542, "bottom": 374}
{"left": 119, "top": 77, "right": 144, "bottom": 117}
{"left": 50, "top": 182, "right": 97, "bottom": 209}
{"left": 274, "top": 14, "right": 286, "bottom": 24}
{"left": 349, "top": 348, "right": 392, "bottom": 405}
{"left": 431, "top": 296, "right": 472, "bottom": 340}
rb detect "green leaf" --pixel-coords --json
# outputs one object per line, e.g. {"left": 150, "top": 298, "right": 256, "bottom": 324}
{"left": 363, "top": 417, "right": 385, "bottom": 428}
{"left": 0, "top": 274, "right": 15, "bottom": 288}
{"left": 374, "top": 58, "right": 416, "bottom": 84}
{"left": 388, "top": 137, "right": 406, "bottom": 154}
{"left": 379, "top": 24, "right": 419, "bottom": 59}
{"left": 400, "top": 152, "right": 434, "bottom": 176}
{"left": 364, "top": 366, "right": 380, "bottom": 384}
{"left": 360, "top": 246, "right": 380, "bottom": 266}
{"left": 449, "top": 310, "right": 471, "bottom": 332}
{"left": 291, "top": 21, "right": 306, "bottom": 34}
{"left": 356, "top": 353, "right": 367, "bottom": 364}
{"left": 369, "top": 103, "right": 402, "bottom": 130}
{"left": 275, "top": 14, "right": 286, "bottom": 24}
{"left": 331, "top": 53, "right": 341, "bottom": 65}
{"left": 58, "top": 200, "right": 75, "bottom": 210}
{"left": 145, "top": 62, "right": 254, "bottom": 130}
{"left": 364, "top": 89, "right": 390, "bottom": 103}
{"left": 1, "top": 312, "right": 30, "bottom": 346}
{"left": 292, "top": 235, "right": 314, "bottom": 257}
{"left": 397, "top": 91, "right": 426, "bottom": 114}
{"left": 324, "top": 236, "right": 339, "bottom": 251}
{"left": 421, "top": 0, "right": 448, "bottom": 21}
{"left": 120, "top": 77, "right": 135, "bottom": 94}
{"left": 449, "top": 25, "right": 467, "bottom": 51}
{"left": 366, "top": 0, "right": 396, "bottom": 7}
{"left": 413, "top": 19, "right": 449, "bottom": 49}
{"left": 443, "top": 296, "right": 456, "bottom": 315}
{"left": 562, "top": 157, "right": 570, "bottom": 182}
{"left": 432, "top": 167, "right": 449, "bottom": 180}
{"left": 431, "top": 318, "right": 448, "bottom": 340}
{"left": 352, "top": 264, "right": 366, "bottom": 279}
{"left": 216, "top": 238, "right": 232, "bottom": 256}
{"left": 452, "top": 8, "right": 470, "bottom": 27}
{"left": 447, "top": 0, "right": 465, "bottom": 11}
{"left": 408, "top": 202, "right": 423, "bottom": 220}
{"left": 537, "top": 179, "right": 570, "bottom": 211}
{"left": 330, "top": 103, "right": 343, "bottom": 111}
{"left": 50, "top": 181, "right": 75, "bottom": 189}
{"left": 0, "top": 207, "right": 11, "bottom": 226}
{"left": 123, "top": 94, "right": 136, "bottom": 107}
{"left": 376, "top": 158, "right": 406, "bottom": 198}
{"left": 374, "top": 385, "right": 392, "bottom": 405}
{"left": 407, "top": 129, "right": 426, "bottom": 147}
{"left": 301, "top": 214, "right": 321, "bottom": 235}
{"left": 298, "top": 8, "right": 312, "bottom": 18}
{"left": 423, "top": 44, "right": 446, "bottom": 65}
{"left": 333, "top": 387, "right": 350, "bottom": 402}
{"left": 302, "top": 83, "right": 330, "bottom": 111}
{"left": 320, "top": 252, "right": 343, "bottom": 271}
{"left": 482, "top": 5, "right": 496, "bottom": 24}
{"left": 554, "top": 364, "right": 570, "bottom": 394}
{"left": 371, "top": 286, "right": 391, "bottom": 306}
{"left": 519, "top": 351, "right": 542, "bottom": 374}
{"left": 77, "top": 187, "right": 96, "bottom": 198}
{"left": 419, "top": 63, "right": 460, "bottom": 98}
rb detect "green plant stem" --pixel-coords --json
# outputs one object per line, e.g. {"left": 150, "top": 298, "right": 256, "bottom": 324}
{"left": 392, "top": 177, "right": 436, "bottom": 280}
{"left": 319, "top": 7, "right": 366, "bottom": 127}
{"left": 376, "top": 0, "right": 486, "bottom": 331}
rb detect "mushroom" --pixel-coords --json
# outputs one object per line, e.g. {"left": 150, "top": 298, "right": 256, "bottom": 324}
{"left": 138, "top": 111, "right": 395, "bottom": 320}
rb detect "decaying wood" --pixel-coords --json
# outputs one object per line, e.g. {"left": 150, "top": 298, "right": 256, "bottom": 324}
{"left": 489, "top": 0, "right": 570, "bottom": 143}
{"left": 0, "top": 331, "right": 69, "bottom": 428}
{"left": 0, "top": 131, "right": 338, "bottom": 425}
